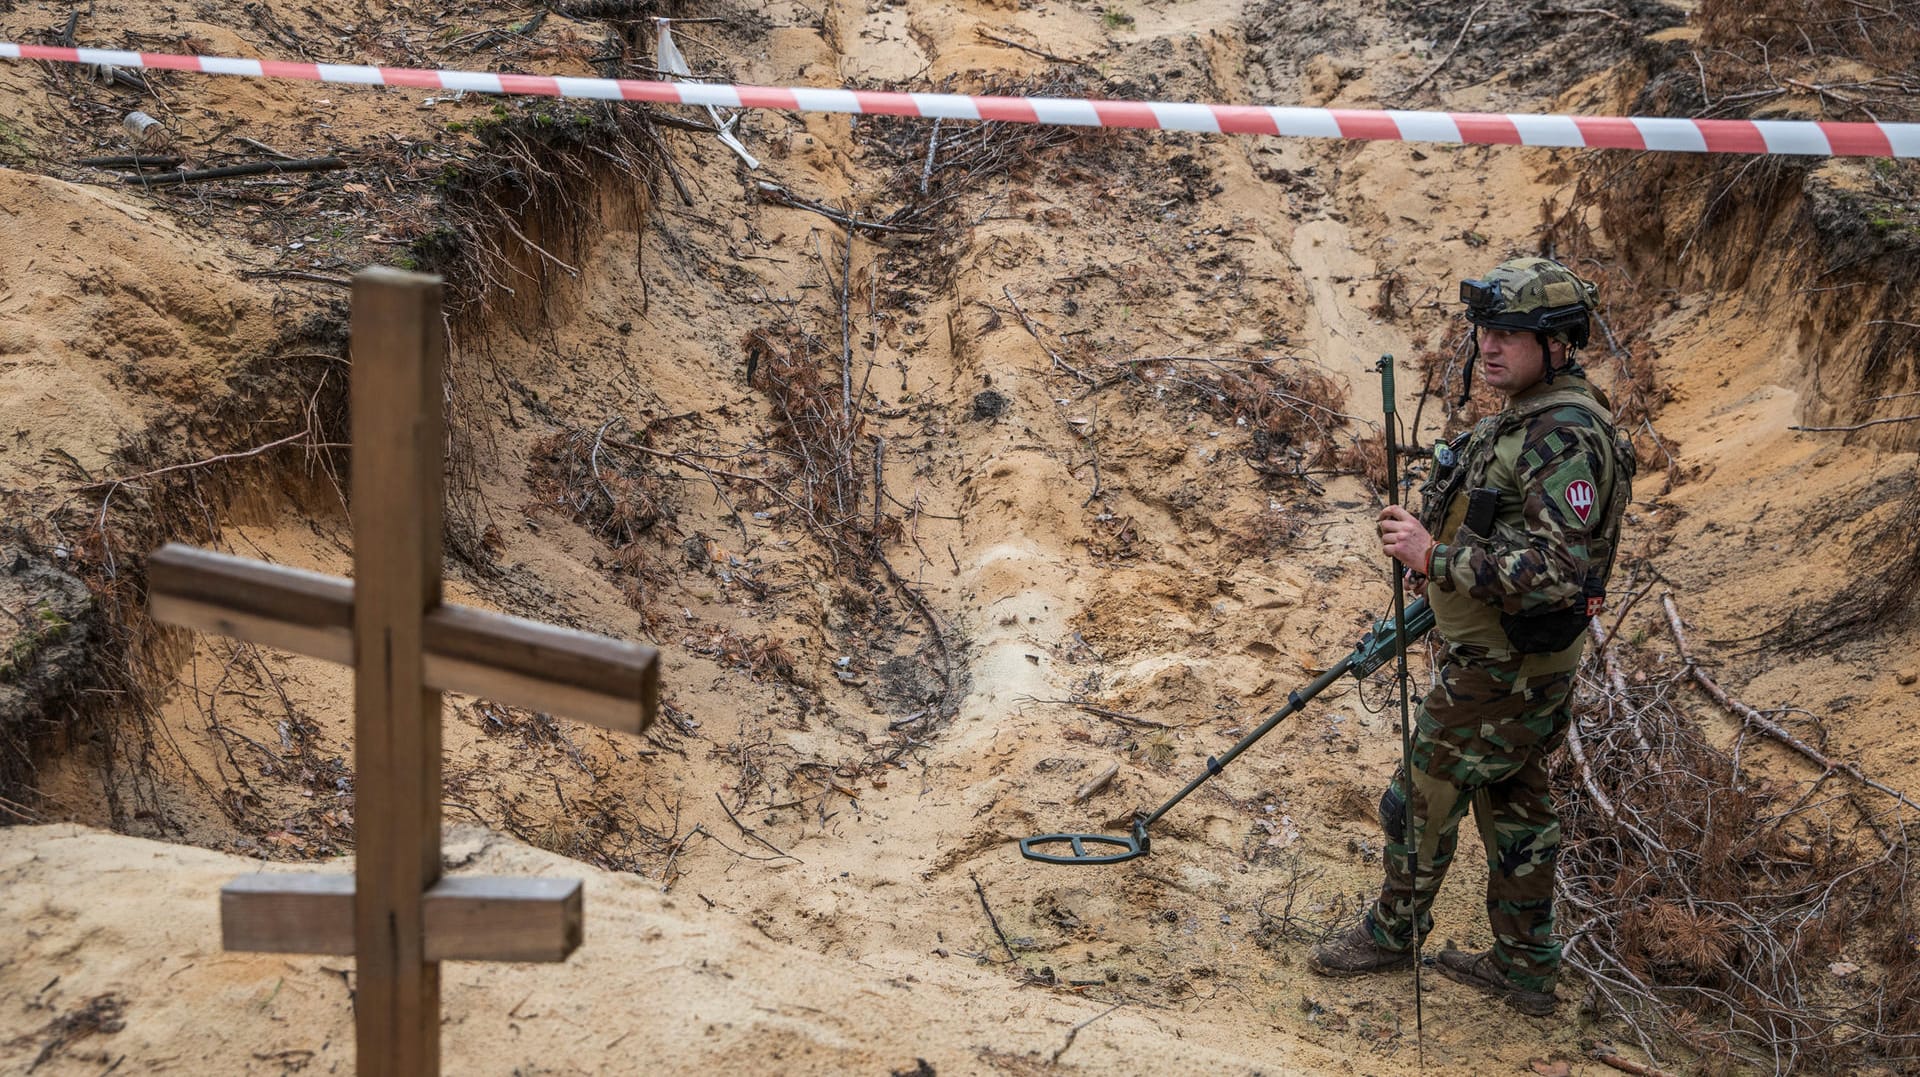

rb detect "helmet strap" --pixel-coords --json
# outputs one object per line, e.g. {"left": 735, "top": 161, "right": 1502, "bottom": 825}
{"left": 1457, "top": 333, "right": 1478, "bottom": 408}
{"left": 1538, "top": 331, "right": 1557, "bottom": 385}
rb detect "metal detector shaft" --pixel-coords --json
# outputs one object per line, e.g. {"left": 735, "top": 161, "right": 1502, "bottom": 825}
{"left": 1018, "top": 597, "right": 1431, "bottom": 864}
{"left": 1137, "top": 658, "right": 1355, "bottom": 832}
{"left": 1378, "top": 352, "right": 1426, "bottom": 1058}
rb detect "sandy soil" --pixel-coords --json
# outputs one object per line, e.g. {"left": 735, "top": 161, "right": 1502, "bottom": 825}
{"left": 2, "top": 0, "right": 1917, "bottom": 1074}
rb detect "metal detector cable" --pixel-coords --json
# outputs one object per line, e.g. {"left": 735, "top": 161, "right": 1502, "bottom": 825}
{"left": 1377, "top": 354, "right": 1424, "bottom": 1067}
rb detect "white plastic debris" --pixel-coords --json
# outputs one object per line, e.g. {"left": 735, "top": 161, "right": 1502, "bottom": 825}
{"left": 657, "top": 20, "right": 760, "bottom": 170}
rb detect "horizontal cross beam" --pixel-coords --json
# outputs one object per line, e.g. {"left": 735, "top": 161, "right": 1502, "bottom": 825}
{"left": 147, "top": 543, "right": 657, "bottom": 734}
{"left": 221, "top": 874, "right": 583, "bottom": 962}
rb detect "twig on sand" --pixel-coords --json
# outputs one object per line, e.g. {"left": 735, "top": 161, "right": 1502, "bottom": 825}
{"left": 1002, "top": 286, "right": 1096, "bottom": 385}
{"left": 1400, "top": 1, "right": 1489, "bottom": 99}
{"left": 1661, "top": 593, "right": 1920, "bottom": 821}
{"left": 974, "top": 27, "right": 1096, "bottom": 69}
{"left": 240, "top": 270, "right": 353, "bottom": 288}
{"left": 1589, "top": 1046, "right": 1681, "bottom": 1077}
{"left": 1078, "top": 392, "right": 1104, "bottom": 506}
{"left": 1019, "top": 696, "right": 1173, "bottom": 730}
{"left": 1051, "top": 1003, "right": 1123, "bottom": 1064}
{"left": 77, "top": 428, "right": 316, "bottom": 492}
{"left": 122, "top": 157, "right": 346, "bottom": 186}
{"left": 755, "top": 180, "right": 934, "bottom": 235}
{"left": 712, "top": 793, "right": 801, "bottom": 863}
{"left": 1788, "top": 414, "right": 1920, "bottom": 433}
{"left": 970, "top": 872, "right": 1019, "bottom": 963}
{"left": 1072, "top": 763, "right": 1120, "bottom": 804}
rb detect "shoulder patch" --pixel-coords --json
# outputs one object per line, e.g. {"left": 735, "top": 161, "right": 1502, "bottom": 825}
{"left": 1565, "top": 478, "right": 1596, "bottom": 523}
{"left": 1543, "top": 454, "right": 1600, "bottom": 529}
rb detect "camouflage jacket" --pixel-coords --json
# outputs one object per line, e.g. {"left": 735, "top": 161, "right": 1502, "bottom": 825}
{"left": 1420, "top": 374, "right": 1634, "bottom": 673}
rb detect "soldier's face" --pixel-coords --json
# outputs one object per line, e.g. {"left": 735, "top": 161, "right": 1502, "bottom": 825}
{"left": 1476, "top": 327, "right": 1558, "bottom": 395}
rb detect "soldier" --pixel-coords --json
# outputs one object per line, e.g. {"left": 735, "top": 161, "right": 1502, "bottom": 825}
{"left": 1308, "top": 257, "right": 1635, "bottom": 1016}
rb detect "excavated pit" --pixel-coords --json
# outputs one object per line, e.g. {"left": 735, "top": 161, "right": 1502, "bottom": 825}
{"left": 3, "top": 0, "right": 1918, "bottom": 1072}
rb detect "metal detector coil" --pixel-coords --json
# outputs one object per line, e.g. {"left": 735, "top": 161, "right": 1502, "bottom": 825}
{"left": 1018, "top": 819, "right": 1151, "bottom": 865}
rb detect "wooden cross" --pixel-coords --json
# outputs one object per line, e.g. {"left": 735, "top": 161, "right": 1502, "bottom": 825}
{"left": 146, "top": 268, "right": 659, "bottom": 1076}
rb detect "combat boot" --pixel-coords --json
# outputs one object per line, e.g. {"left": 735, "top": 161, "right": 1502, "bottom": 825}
{"left": 1434, "top": 948, "right": 1557, "bottom": 1016}
{"left": 1308, "top": 916, "right": 1414, "bottom": 977}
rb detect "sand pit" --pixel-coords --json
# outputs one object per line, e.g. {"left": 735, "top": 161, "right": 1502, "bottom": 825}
{"left": 3, "top": 0, "right": 1917, "bottom": 1073}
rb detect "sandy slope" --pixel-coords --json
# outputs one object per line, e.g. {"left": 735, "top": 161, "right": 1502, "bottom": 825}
{"left": 2, "top": 0, "right": 1916, "bottom": 1073}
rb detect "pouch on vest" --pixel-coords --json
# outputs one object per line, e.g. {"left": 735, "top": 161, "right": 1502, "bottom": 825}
{"left": 1499, "top": 574, "right": 1604, "bottom": 654}
{"left": 1463, "top": 488, "right": 1499, "bottom": 536}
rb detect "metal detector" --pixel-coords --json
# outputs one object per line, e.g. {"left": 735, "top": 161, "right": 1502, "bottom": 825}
{"left": 1018, "top": 596, "right": 1433, "bottom": 865}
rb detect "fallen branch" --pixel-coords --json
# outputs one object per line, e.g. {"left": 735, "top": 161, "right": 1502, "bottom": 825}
{"left": 1078, "top": 392, "right": 1105, "bottom": 506}
{"left": 974, "top": 27, "right": 1095, "bottom": 69}
{"left": 1789, "top": 414, "right": 1920, "bottom": 433}
{"left": 1589, "top": 1046, "right": 1681, "bottom": 1077}
{"left": 1002, "top": 286, "right": 1096, "bottom": 385}
{"left": 1050, "top": 1003, "right": 1122, "bottom": 1064}
{"left": 755, "top": 180, "right": 933, "bottom": 236}
{"left": 877, "top": 552, "right": 957, "bottom": 710}
{"left": 712, "top": 792, "right": 801, "bottom": 863}
{"left": 1018, "top": 697, "right": 1173, "bottom": 730}
{"left": 76, "top": 428, "right": 316, "bottom": 491}
{"left": 970, "top": 872, "right": 1019, "bottom": 963}
{"left": 233, "top": 136, "right": 297, "bottom": 160}
{"left": 1661, "top": 593, "right": 1920, "bottom": 819}
{"left": 239, "top": 270, "right": 353, "bottom": 288}
{"left": 122, "top": 157, "right": 346, "bottom": 186}
{"left": 1400, "top": 1, "right": 1488, "bottom": 99}
{"left": 1073, "top": 762, "right": 1120, "bottom": 804}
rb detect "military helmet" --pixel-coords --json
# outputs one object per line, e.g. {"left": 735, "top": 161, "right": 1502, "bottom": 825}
{"left": 1459, "top": 257, "right": 1599, "bottom": 349}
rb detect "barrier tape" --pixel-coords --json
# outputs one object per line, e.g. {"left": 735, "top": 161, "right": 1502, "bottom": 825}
{"left": 4, "top": 41, "right": 1918, "bottom": 157}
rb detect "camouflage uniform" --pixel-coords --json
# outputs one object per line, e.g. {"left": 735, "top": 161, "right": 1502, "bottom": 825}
{"left": 1365, "top": 372, "right": 1633, "bottom": 992}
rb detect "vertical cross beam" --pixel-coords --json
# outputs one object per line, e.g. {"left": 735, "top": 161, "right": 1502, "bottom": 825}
{"left": 149, "top": 266, "right": 658, "bottom": 1076}
{"left": 350, "top": 267, "right": 445, "bottom": 1075}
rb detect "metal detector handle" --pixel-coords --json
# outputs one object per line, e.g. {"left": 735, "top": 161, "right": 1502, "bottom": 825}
{"left": 1378, "top": 352, "right": 1428, "bottom": 1047}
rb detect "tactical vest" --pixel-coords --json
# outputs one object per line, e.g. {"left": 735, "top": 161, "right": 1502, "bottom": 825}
{"left": 1420, "top": 379, "right": 1635, "bottom": 681}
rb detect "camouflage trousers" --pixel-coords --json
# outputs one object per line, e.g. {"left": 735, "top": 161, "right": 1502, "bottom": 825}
{"left": 1365, "top": 643, "right": 1575, "bottom": 992}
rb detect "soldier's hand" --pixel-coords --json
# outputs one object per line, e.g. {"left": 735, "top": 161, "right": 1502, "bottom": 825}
{"left": 1377, "top": 506, "right": 1435, "bottom": 577}
{"left": 1405, "top": 569, "right": 1428, "bottom": 599}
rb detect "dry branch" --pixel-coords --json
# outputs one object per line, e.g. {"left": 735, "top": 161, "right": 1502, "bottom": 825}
{"left": 1003, "top": 286, "right": 1096, "bottom": 385}
{"left": 1788, "top": 414, "right": 1920, "bottom": 433}
{"left": 1588, "top": 1047, "right": 1680, "bottom": 1077}
{"left": 1662, "top": 592, "right": 1920, "bottom": 819}
{"left": 1019, "top": 697, "right": 1174, "bottom": 730}
{"left": 974, "top": 27, "right": 1096, "bottom": 69}
{"left": 1073, "top": 762, "right": 1120, "bottom": 804}
{"left": 970, "top": 872, "right": 1019, "bottom": 963}
{"left": 1399, "top": 2, "right": 1489, "bottom": 99}
{"left": 1549, "top": 579, "right": 1920, "bottom": 1070}
{"left": 122, "top": 157, "right": 346, "bottom": 186}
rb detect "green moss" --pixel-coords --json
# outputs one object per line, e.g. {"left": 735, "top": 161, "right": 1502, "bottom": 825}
{"left": 0, "top": 118, "right": 31, "bottom": 167}
{"left": 1, "top": 601, "right": 70, "bottom": 683}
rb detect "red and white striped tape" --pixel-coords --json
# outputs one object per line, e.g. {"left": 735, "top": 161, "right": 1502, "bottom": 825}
{"left": 5, "top": 41, "right": 1917, "bottom": 157}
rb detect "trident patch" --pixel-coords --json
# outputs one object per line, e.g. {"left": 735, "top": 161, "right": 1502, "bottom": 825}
{"left": 1564, "top": 479, "right": 1596, "bottom": 523}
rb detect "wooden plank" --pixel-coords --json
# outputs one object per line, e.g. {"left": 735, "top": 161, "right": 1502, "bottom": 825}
{"left": 350, "top": 266, "right": 445, "bottom": 1077}
{"left": 424, "top": 605, "right": 658, "bottom": 733}
{"left": 422, "top": 877, "right": 583, "bottom": 962}
{"left": 221, "top": 874, "right": 584, "bottom": 962}
{"left": 147, "top": 544, "right": 657, "bottom": 732}
{"left": 147, "top": 544, "right": 353, "bottom": 664}
{"left": 221, "top": 873, "right": 355, "bottom": 955}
